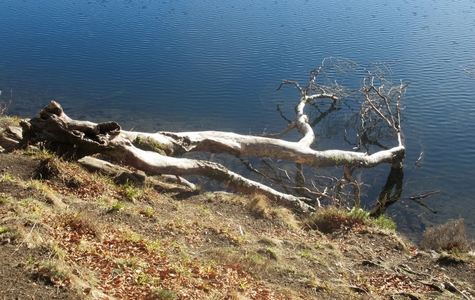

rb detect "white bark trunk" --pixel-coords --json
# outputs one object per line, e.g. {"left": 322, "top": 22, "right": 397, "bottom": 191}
{"left": 124, "top": 130, "right": 405, "bottom": 168}
{"left": 20, "top": 68, "right": 406, "bottom": 213}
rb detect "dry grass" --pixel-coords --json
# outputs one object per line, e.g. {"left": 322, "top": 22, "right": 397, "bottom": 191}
{"left": 421, "top": 218, "right": 472, "bottom": 252}
{"left": 1, "top": 149, "right": 475, "bottom": 299}
{"left": 247, "top": 194, "right": 273, "bottom": 218}
{"left": 0, "top": 90, "right": 12, "bottom": 117}
{"left": 302, "top": 206, "right": 365, "bottom": 234}
{"left": 246, "top": 194, "right": 301, "bottom": 229}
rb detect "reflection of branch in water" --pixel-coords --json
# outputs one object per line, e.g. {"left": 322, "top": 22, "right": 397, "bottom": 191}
{"left": 276, "top": 104, "right": 293, "bottom": 124}
{"left": 360, "top": 131, "right": 389, "bottom": 151}
{"left": 409, "top": 198, "right": 437, "bottom": 214}
{"left": 309, "top": 100, "right": 340, "bottom": 128}
{"left": 369, "top": 167, "right": 403, "bottom": 217}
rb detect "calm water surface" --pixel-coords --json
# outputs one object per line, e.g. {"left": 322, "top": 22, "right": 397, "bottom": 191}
{"left": 1, "top": 0, "right": 475, "bottom": 241}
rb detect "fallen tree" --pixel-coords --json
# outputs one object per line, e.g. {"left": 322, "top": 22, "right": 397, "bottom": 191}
{"left": 19, "top": 58, "right": 408, "bottom": 213}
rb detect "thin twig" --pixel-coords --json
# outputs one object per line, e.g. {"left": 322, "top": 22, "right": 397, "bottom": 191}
{"left": 409, "top": 190, "right": 439, "bottom": 200}
{"left": 11, "top": 222, "right": 37, "bottom": 256}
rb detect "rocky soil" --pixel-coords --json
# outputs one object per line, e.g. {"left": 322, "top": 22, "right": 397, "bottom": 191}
{"left": 0, "top": 117, "right": 474, "bottom": 299}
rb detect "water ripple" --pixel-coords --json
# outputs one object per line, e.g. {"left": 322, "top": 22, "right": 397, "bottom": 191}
{"left": 1, "top": 0, "right": 475, "bottom": 236}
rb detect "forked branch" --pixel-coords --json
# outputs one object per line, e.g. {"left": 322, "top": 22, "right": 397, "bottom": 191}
{"left": 19, "top": 58, "right": 408, "bottom": 212}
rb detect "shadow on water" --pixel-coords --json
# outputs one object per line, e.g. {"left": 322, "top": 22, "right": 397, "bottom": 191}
{"left": 372, "top": 159, "right": 443, "bottom": 217}
{"left": 369, "top": 164, "right": 441, "bottom": 243}
{"left": 370, "top": 167, "right": 404, "bottom": 217}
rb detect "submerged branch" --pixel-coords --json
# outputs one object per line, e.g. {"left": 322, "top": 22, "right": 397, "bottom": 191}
{"left": 409, "top": 190, "right": 440, "bottom": 201}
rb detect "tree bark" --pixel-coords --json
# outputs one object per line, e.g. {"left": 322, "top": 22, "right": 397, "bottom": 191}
{"left": 21, "top": 101, "right": 317, "bottom": 212}
{"left": 18, "top": 59, "right": 408, "bottom": 213}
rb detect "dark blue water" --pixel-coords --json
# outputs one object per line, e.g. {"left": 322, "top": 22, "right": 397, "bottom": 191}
{"left": 1, "top": 0, "right": 475, "bottom": 240}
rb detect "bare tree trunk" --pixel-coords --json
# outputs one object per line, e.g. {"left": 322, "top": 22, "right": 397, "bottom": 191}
{"left": 20, "top": 101, "right": 315, "bottom": 212}
{"left": 19, "top": 58, "right": 409, "bottom": 213}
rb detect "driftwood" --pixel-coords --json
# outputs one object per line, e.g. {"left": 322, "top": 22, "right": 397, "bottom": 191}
{"left": 78, "top": 156, "right": 146, "bottom": 185}
{"left": 18, "top": 59, "right": 409, "bottom": 213}
{"left": 77, "top": 155, "right": 196, "bottom": 191}
{"left": 19, "top": 98, "right": 403, "bottom": 213}
{"left": 20, "top": 101, "right": 316, "bottom": 212}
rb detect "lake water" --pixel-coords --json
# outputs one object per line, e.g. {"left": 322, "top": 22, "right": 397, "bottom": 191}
{"left": 1, "top": 0, "right": 475, "bottom": 242}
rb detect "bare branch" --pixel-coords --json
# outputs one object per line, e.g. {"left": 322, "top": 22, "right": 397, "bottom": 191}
{"left": 343, "top": 166, "right": 361, "bottom": 208}
{"left": 256, "top": 122, "right": 297, "bottom": 139}
{"left": 363, "top": 87, "right": 398, "bottom": 132}
{"left": 276, "top": 80, "right": 304, "bottom": 95}
{"left": 0, "top": 90, "right": 12, "bottom": 117}
{"left": 19, "top": 58, "right": 409, "bottom": 212}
